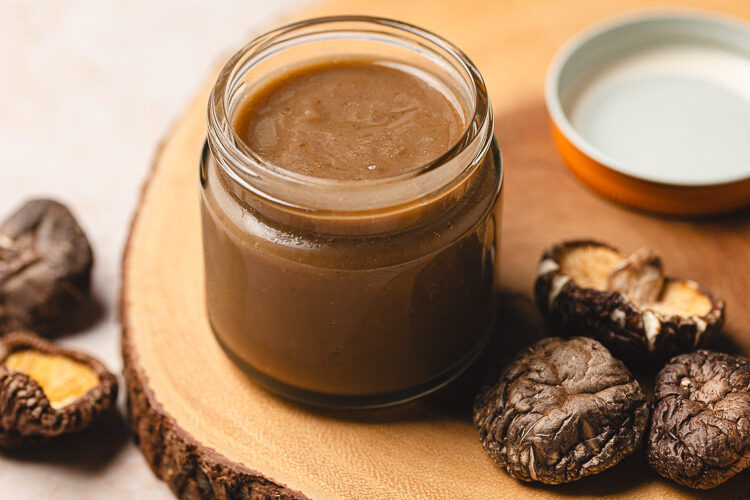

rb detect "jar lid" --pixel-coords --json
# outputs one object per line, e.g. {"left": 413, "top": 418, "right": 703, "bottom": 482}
{"left": 545, "top": 11, "right": 750, "bottom": 215}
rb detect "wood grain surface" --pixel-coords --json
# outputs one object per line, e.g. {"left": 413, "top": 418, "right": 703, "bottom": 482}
{"left": 121, "top": 0, "right": 750, "bottom": 498}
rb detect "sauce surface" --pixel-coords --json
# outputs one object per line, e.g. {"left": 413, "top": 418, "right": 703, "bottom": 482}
{"left": 233, "top": 59, "right": 466, "bottom": 180}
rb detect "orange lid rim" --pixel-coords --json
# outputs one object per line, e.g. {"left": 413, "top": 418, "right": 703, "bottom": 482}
{"left": 550, "top": 119, "right": 750, "bottom": 217}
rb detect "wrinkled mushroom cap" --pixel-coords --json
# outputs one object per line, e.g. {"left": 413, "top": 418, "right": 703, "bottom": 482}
{"left": 0, "top": 331, "right": 117, "bottom": 448}
{"left": 647, "top": 350, "right": 750, "bottom": 489}
{"left": 534, "top": 240, "right": 725, "bottom": 361}
{"left": 0, "top": 199, "right": 93, "bottom": 335}
{"left": 473, "top": 336, "right": 649, "bottom": 484}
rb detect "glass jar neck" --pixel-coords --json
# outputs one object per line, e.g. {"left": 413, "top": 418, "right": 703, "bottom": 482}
{"left": 206, "top": 16, "right": 494, "bottom": 234}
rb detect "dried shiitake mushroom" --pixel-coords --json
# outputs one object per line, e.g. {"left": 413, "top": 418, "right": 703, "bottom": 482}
{"left": 647, "top": 350, "right": 750, "bottom": 489}
{"left": 0, "top": 331, "right": 117, "bottom": 448}
{"left": 0, "top": 199, "right": 93, "bottom": 335}
{"left": 534, "top": 240, "right": 724, "bottom": 361}
{"left": 473, "top": 337, "right": 648, "bottom": 484}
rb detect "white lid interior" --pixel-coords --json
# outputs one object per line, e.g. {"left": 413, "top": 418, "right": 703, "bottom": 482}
{"left": 547, "top": 11, "right": 750, "bottom": 186}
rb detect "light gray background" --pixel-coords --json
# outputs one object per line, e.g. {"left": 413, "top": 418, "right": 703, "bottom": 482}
{"left": 0, "top": 1, "right": 312, "bottom": 497}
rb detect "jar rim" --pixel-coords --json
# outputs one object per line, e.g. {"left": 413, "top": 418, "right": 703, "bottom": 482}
{"left": 207, "top": 15, "right": 496, "bottom": 214}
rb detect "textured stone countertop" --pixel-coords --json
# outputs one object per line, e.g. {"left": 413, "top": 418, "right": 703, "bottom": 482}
{"left": 0, "top": 1, "right": 311, "bottom": 497}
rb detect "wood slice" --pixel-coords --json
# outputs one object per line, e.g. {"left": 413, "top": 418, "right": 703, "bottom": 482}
{"left": 121, "top": 0, "right": 750, "bottom": 498}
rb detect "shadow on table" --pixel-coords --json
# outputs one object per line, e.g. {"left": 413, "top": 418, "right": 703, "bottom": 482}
{"left": 530, "top": 449, "right": 749, "bottom": 498}
{"left": 51, "top": 292, "right": 106, "bottom": 338}
{"left": 1, "top": 408, "right": 128, "bottom": 472}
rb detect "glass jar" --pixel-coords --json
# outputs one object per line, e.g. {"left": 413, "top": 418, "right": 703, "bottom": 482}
{"left": 200, "top": 16, "right": 502, "bottom": 408}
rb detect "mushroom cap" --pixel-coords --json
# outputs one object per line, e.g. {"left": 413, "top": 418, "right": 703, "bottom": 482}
{"left": 0, "top": 199, "right": 93, "bottom": 335}
{"left": 0, "top": 331, "right": 117, "bottom": 448}
{"left": 647, "top": 350, "right": 750, "bottom": 489}
{"left": 473, "top": 336, "right": 649, "bottom": 484}
{"left": 534, "top": 240, "right": 725, "bottom": 362}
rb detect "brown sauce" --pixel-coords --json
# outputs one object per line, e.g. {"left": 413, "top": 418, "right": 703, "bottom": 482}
{"left": 233, "top": 59, "right": 466, "bottom": 180}
{"left": 202, "top": 58, "right": 500, "bottom": 404}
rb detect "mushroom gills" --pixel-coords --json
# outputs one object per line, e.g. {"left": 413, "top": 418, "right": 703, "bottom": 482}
{"left": 4, "top": 350, "right": 100, "bottom": 409}
{"left": 560, "top": 245, "right": 713, "bottom": 317}
{"left": 558, "top": 245, "right": 621, "bottom": 290}
{"left": 649, "top": 281, "right": 713, "bottom": 317}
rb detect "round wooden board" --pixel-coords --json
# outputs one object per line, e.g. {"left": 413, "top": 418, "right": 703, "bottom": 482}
{"left": 122, "top": 0, "right": 750, "bottom": 498}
